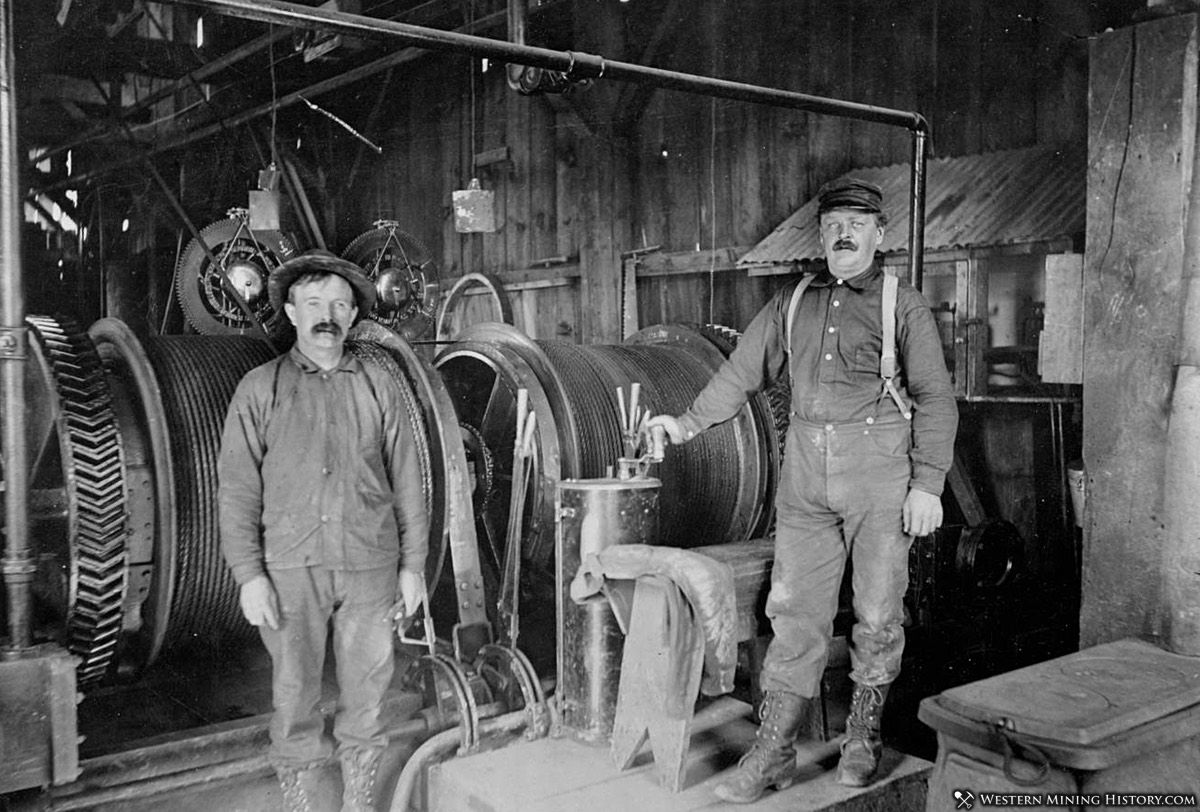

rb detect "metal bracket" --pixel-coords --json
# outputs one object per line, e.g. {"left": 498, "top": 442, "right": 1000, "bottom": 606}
{"left": 0, "top": 326, "right": 27, "bottom": 360}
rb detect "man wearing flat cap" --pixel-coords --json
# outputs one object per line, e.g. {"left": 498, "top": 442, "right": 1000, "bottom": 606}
{"left": 218, "top": 249, "right": 429, "bottom": 812}
{"left": 650, "top": 178, "right": 956, "bottom": 802}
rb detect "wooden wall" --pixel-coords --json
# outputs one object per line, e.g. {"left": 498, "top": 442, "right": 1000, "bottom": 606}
{"left": 288, "top": 0, "right": 1124, "bottom": 346}
{"left": 1081, "top": 15, "right": 1196, "bottom": 647}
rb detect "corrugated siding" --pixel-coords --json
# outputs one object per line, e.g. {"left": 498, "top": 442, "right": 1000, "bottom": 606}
{"left": 738, "top": 145, "right": 1085, "bottom": 266}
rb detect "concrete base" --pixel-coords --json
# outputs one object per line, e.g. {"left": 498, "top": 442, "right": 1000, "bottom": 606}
{"left": 429, "top": 700, "right": 931, "bottom": 812}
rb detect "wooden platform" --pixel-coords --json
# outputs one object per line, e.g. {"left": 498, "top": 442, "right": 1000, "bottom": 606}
{"left": 429, "top": 699, "right": 931, "bottom": 811}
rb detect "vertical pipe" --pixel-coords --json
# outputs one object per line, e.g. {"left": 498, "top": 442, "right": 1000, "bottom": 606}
{"left": 907, "top": 125, "right": 929, "bottom": 291}
{"left": 0, "top": 0, "right": 34, "bottom": 651}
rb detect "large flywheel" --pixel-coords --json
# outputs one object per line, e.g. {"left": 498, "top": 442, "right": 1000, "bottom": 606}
{"left": 175, "top": 208, "right": 297, "bottom": 337}
{"left": 342, "top": 221, "right": 440, "bottom": 340}
{"left": 20, "top": 316, "right": 129, "bottom": 686}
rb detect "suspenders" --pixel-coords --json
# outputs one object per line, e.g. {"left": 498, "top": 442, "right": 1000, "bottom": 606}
{"left": 784, "top": 272, "right": 912, "bottom": 420}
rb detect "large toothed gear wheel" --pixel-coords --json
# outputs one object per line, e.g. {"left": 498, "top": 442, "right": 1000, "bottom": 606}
{"left": 22, "top": 315, "right": 129, "bottom": 687}
{"left": 175, "top": 208, "right": 297, "bottom": 336}
{"left": 342, "top": 220, "right": 440, "bottom": 340}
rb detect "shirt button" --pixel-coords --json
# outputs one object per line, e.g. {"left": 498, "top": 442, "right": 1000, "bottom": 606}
{"left": 866, "top": 416, "right": 875, "bottom": 425}
{"left": 828, "top": 326, "right": 836, "bottom": 333}
{"left": 833, "top": 300, "right": 841, "bottom": 307}
{"left": 824, "top": 353, "right": 833, "bottom": 361}
{"left": 320, "top": 514, "right": 328, "bottom": 523}
{"left": 322, "top": 467, "right": 331, "bottom": 475}
{"left": 836, "top": 279, "right": 844, "bottom": 285}
{"left": 824, "top": 424, "right": 834, "bottom": 432}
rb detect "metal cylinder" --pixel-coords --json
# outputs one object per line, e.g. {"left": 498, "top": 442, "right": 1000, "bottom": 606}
{"left": 555, "top": 477, "right": 659, "bottom": 742}
{"left": 0, "top": 0, "right": 32, "bottom": 651}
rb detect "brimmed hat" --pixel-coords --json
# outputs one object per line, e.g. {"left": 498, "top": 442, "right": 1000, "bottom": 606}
{"left": 268, "top": 249, "right": 377, "bottom": 316}
{"left": 817, "top": 178, "right": 883, "bottom": 216}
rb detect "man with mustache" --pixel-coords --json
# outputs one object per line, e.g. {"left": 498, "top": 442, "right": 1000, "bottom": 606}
{"left": 649, "top": 179, "right": 956, "bottom": 803}
{"left": 218, "top": 249, "right": 429, "bottom": 812}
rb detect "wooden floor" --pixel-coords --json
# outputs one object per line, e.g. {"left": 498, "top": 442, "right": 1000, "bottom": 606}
{"left": 429, "top": 699, "right": 931, "bottom": 812}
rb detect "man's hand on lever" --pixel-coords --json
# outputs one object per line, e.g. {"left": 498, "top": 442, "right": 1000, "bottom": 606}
{"left": 646, "top": 414, "right": 686, "bottom": 445}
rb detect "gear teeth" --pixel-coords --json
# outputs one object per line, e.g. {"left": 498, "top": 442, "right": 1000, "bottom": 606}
{"left": 27, "top": 316, "right": 130, "bottom": 687}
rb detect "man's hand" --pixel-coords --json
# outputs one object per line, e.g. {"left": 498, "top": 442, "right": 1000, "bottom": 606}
{"left": 646, "top": 414, "right": 686, "bottom": 445}
{"left": 392, "top": 569, "right": 427, "bottom": 627}
{"left": 903, "top": 489, "right": 943, "bottom": 538}
{"left": 239, "top": 575, "right": 280, "bottom": 630}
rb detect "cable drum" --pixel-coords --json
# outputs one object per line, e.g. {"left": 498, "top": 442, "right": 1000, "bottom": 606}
{"left": 435, "top": 322, "right": 780, "bottom": 571}
{"left": 142, "top": 336, "right": 276, "bottom": 653}
{"left": 346, "top": 328, "right": 444, "bottom": 594}
{"left": 346, "top": 320, "right": 480, "bottom": 621}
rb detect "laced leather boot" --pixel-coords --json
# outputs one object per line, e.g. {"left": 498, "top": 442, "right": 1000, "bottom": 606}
{"left": 836, "top": 682, "right": 890, "bottom": 787}
{"left": 275, "top": 763, "right": 325, "bottom": 812}
{"left": 339, "top": 745, "right": 385, "bottom": 812}
{"left": 713, "top": 691, "right": 811, "bottom": 804}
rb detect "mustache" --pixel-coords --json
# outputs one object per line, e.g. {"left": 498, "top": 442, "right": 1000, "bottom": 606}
{"left": 311, "top": 321, "right": 343, "bottom": 336}
{"left": 833, "top": 238, "right": 858, "bottom": 251}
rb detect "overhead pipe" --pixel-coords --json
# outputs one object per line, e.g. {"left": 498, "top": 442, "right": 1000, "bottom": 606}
{"left": 163, "top": 0, "right": 932, "bottom": 288}
{"left": 0, "top": 0, "right": 33, "bottom": 651}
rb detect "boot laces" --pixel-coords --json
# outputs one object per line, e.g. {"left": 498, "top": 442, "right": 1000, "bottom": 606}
{"left": 846, "top": 684, "right": 886, "bottom": 741}
{"left": 341, "top": 747, "right": 383, "bottom": 807}
{"left": 276, "top": 767, "right": 314, "bottom": 812}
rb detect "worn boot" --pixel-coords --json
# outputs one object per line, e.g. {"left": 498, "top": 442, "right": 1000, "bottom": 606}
{"left": 275, "top": 763, "right": 325, "bottom": 812}
{"left": 713, "top": 691, "right": 811, "bottom": 804}
{"left": 339, "top": 746, "right": 385, "bottom": 812}
{"left": 836, "top": 682, "right": 890, "bottom": 787}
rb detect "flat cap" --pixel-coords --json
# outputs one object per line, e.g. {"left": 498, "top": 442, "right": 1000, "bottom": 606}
{"left": 268, "top": 249, "right": 377, "bottom": 316}
{"left": 817, "top": 177, "right": 883, "bottom": 216}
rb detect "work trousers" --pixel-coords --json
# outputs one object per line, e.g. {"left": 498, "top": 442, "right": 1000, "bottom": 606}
{"left": 760, "top": 415, "right": 914, "bottom": 699}
{"left": 258, "top": 565, "right": 398, "bottom": 767}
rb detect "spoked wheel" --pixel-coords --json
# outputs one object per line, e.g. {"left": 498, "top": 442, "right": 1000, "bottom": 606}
{"left": 434, "top": 328, "right": 566, "bottom": 574}
{"left": 20, "top": 316, "right": 129, "bottom": 687}
{"left": 435, "top": 273, "right": 513, "bottom": 342}
{"left": 342, "top": 221, "right": 440, "bottom": 341}
{"left": 174, "top": 208, "right": 297, "bottom": 337}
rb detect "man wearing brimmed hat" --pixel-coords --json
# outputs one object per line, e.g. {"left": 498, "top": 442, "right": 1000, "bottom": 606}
{"left": 218, "top": 249, "right": 429, "bottom": 812}
{"left": 650, "top": 178, "right": 956, "bottom": 801}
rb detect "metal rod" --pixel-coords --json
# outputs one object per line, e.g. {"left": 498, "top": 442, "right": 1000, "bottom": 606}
{"left": 0, "top": 0, "right": 33, "bottom": 651}
{"left": 158, "top": 0, "right": 931, "bottom": 287}
{"left": 172, "top": 0, "right": 927, "bottom": 130}
{"left": 908, "top": 127, "right": 929, "bottom": 291}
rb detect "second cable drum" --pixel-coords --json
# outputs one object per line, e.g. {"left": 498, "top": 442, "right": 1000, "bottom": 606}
{"left": 434, "top": 322, "right": 782, "bottom": 575}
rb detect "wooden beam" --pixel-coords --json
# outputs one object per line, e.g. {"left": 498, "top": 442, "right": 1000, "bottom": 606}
{"left": 43, "top": 4, "right": 563, "bottom": 191}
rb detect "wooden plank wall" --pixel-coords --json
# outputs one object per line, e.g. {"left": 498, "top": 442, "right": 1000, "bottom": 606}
{"left": 313, "top": 0, "right": 1114, "bottom": 346}
{"left": 1081, "top": 16, "right": 1195, "bottom": 647}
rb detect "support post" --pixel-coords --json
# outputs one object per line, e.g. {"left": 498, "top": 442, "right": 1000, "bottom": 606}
{"left": 0, "top": 0, "right": 33, "bottom": 652}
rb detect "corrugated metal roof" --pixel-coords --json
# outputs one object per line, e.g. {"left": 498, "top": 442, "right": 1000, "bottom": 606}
{"left": 738, "top": 144, "right": 1085, "bottom": 267}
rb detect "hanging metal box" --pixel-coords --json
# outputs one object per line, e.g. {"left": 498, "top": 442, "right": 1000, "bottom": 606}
{"left": 452, "top": 178, "right": 496, "bottom": 233}
{"left": 247, "top": 189, "right": 281, "bottom": 231}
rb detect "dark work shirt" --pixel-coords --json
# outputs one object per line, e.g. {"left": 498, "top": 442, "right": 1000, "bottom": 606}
{"left": 678, "top": 264, "right": 957, "bottom": 495}
{"left": 219, "top": 347, "right": 429, "bottom": 585}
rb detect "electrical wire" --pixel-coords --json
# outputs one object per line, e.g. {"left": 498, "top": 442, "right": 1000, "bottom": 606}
{"left": 269, "top": 25, "right": 278, "bottom": 166}
{"left": 708, "top": 96, "right": 717, "bottom": 324}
